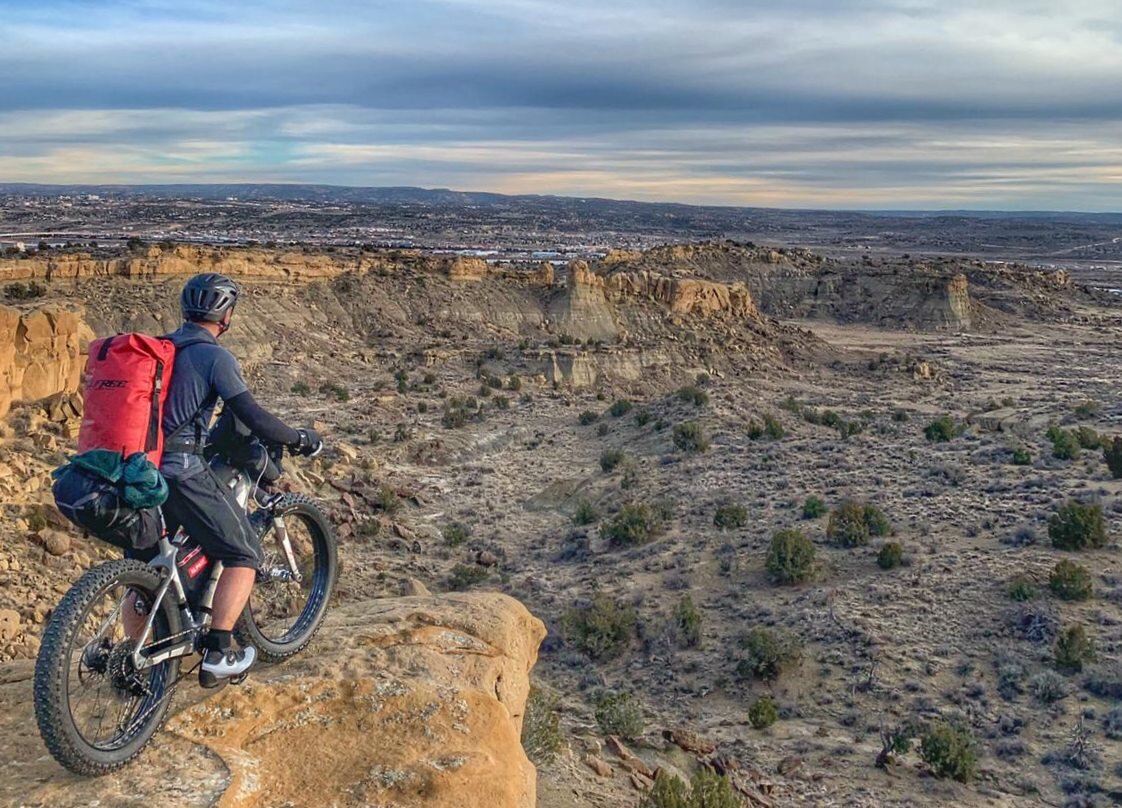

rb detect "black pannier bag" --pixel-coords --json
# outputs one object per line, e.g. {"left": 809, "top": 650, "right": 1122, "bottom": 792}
{"left": 51, "top": 451, "right": 166, "bottom": 551}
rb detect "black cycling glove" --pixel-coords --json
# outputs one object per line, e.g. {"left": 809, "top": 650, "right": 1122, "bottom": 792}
{"left": 293, "top": 427, "right": 324, "bottom": 457}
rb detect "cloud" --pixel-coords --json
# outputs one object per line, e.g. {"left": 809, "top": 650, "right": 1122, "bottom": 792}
{"left": 0, "top": 0, "right": 1119, "bottom": 208}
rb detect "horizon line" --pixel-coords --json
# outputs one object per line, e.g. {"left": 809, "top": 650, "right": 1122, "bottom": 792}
{"left": 0, "top": 180, "right": 1119, "bottom": 218}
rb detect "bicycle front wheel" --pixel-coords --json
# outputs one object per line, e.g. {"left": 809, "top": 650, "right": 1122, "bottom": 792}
{"left": 237, "top": 495, "right": 337, "bottom": 663}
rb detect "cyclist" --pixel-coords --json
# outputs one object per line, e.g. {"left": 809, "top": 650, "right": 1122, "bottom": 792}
{"left": 151, "top": 273, "right": 321, "bottom": 686}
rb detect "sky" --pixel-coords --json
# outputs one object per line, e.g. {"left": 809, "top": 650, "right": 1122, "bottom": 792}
{"left": 1, "top": 0, "right": 1120, "bottom": 210}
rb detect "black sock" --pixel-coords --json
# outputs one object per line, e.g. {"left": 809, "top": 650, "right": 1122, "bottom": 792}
{"left": 205, "top": 629, "right": 232, "bottom": 654}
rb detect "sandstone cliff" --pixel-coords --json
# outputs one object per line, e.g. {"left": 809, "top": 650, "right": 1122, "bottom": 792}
{"left": 0, "top": 304, "right": 92, "bottom": 418}
{"left": 548, "top": 261, "right": 618, "bottom": 342}
{"left": 1, "top": 245, "right": 352, "bottom": 283}
{"left": 0, "top": 592, "right": 546, "bottom": 808}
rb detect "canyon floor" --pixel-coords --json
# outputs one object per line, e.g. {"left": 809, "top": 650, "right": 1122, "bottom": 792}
{"left": 0, "top": 246, "right": 1120, "bottom": 807}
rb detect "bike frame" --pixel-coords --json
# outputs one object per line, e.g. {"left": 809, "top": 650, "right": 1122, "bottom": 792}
{"left": 128, "top": 466, "right": 302, "bottom": 672}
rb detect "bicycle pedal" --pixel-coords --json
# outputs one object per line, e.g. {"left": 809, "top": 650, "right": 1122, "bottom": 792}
{"left": 229, "top": 672, "right": 249, "bottom": 685}
{"left": 198, "top": 670, "right": 226, "bottom": 690}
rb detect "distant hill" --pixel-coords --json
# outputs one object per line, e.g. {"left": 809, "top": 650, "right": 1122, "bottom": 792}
{"left": 1, "top": 182, "right": 1119, "bottom": 223}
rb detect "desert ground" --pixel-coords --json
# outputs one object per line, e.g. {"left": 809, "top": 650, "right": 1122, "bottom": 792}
{"left": 0, "top": 243, "right": 1120, "bottom": 807}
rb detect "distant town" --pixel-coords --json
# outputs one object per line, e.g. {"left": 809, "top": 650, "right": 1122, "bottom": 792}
{"left": 1, "top": 184, "right": 1120, "bottom": 270}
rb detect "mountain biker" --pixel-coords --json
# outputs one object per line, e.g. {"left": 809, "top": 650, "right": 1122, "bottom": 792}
{"left": 134, "top": 273, "right": 322, "bottom": 686}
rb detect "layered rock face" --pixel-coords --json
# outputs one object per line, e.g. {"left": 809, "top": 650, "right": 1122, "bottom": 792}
{"left": 0, "top": 304, "right": 93, "bottom": 417}
{"left": 605, "top": 271, "right": 758, "bottom": 318}
{"left": 0, "top": 592, "right": 546, "bottom": 808}
{"left": 548, "top": 260, "right": 764, "bottom": 344}
{"left": 548, "top": 261, "right": 619, "bottom": 342}
{"left": 2, "top": 245, "right": 351, "bottom": 283}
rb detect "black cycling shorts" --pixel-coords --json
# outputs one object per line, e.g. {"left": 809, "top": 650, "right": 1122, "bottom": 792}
{"left": 131, "top": 467, "right": 260, "bottom": 569}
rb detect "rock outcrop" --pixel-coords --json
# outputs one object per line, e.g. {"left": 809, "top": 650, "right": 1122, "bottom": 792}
{"left": 0, "top": 592, "right": 546, "bottom": 808}
{"left": 0, "top": 304, "right": 92, "bottom": 417}
{"left": 447, "top": 257, "right": 491, "bottom": 281}
{"left": 1, "top": 245, "right": 350, "bottom": 283}
{"left": 548, "top": 261, "right": 619, "bottom": 342}
{"left": 605, "top": 271, "right": 758, "bottom": 318}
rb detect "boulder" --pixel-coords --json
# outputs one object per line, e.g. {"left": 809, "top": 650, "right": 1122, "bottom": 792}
{"left": 0, "top": 610, "right": 20, "bottom": 642}
{"left": 1, "top": 593, "right": 546, "bottom": 808}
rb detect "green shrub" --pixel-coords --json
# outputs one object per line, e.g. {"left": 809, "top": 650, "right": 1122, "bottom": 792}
{"left": 1011, "top": 447, "right": 1032, "bottom": 466}
{"left": 802, "top": 496, "right": 827, "bottom": 520}
{"left": 601, "top": 502, "right": 665, "bottom": 548}
{"left": 600, "top": 448, "right": 626, "bottom": 473}
{"left": 924, "top": 416, "right": 960, "bottom": 443}
{"left": 26, "top": 506, "right": 49, "bottom": 533}
{"left": 1006, "top": 574, "right": 1038, "bottom": 602}
{"left": 766, "top": 529, "right": 816, "bottom": 584}
{"left": 1104, "top": 437, "right": 1122, "bottom": 479}
{"left": 609, "top": 399, "right": 634, "bottom": 417}
{"left": 442, "top": 522, "right": 470, "bottom": 547}
{"left": 3, "top": 281, "right": 47, "bottom": 300}
{"left": 677, "top": 385, "right": 709, "bottom": 407}
{"left": 578, "top": 410, "right": 599, "bottom": 426}
{"left": 448, "top": 563, "right": 488, "bottom": 591}
{"left": 673, "top": 421, "right": 710, "bottom": 453}
{"left": 892, "top": 408, "right": 910, "bottom": 422}
{"left": 562, "top": 594, "right": 636, "bottom": 661}
{"left": 763, "top": 414, "right": 785, "bottom": 440}
{"left": 748, "top": 695, "right": 779, "bottom": 730}
{"left": 1074, "top": 426, "right": 1102, "bottom": 450}
{"left": 919, "top": 721, "right": 978, "bottom": 782}
{"left": 1049, "top": 560, "right": 1093, "bottom": 601}
{"left": 1055, "top": 625, "right": 1096, "bottom": 673}
{"left": 746, "top": 421, "right": 764, "bottom": 441}
{"left": 572, "top": 500, "right": 599, "bottom": 526}
{"left": 713, "top": 501, "right": 748, "bottom": 530}
{"left": 634, "top": 408, "right": 653, "bottom": 427}
{"left": 521, "top": 686, "right": 563, "bottom": 764}
{"left": 877, "top": 542, "right": 904, "bottom": 570}
{"left": 594, "top": 691, "right": 646, "bottom": 740}
{"left": 374, "top": 483, "right": 402, "bottom": 516}
{"left": 442, "top": 396, "right": 481, "bottom": 429}
{"left": 1049, "top": 501, "right": 1106, "bottom": 550}
{"left": 642, "top": 769, "right": 741, "bottom": 808}
{"left": 319, "top": 382, "right": 350, "bottom": 402}
{"left": 1075, "top": 399, "right": 1102, "bottom": 419}
{"left": 1031, "top": 670, "right": 1068, "bottom": 704}
{"left": 826, "top": 500, "right": 870, "bottom": 547}
{"left": 864, "top": 505, "right": 891, "bottom": 537}
{"left": 291, "top": 380, "right": 312, "bottom": 396}
{"left": 736, "top": 626, "right": 802, "bottom": 681}
{"left": 672, "top": 595, "right": 702, "bottom": 648}
{"left": 1049, "top": 427, "right": 1081, "bottom": 460}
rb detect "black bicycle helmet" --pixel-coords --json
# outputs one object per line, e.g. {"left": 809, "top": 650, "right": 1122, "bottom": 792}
{"left": 180, "top": 273, "right": 240, "bottom": 323}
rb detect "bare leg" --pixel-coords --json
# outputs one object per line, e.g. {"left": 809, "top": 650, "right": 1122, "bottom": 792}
{"left": 210, "top": 567, "right": 256, "bottom": 631}
{"left": 122, "top": 591, "right": 146, "bottom": 640}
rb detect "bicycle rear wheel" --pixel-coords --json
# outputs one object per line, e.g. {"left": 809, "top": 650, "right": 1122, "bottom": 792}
{"left": 34, "top": 559, "right": 183, "bottom": 776}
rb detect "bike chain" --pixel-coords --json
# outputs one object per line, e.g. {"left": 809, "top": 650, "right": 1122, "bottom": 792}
{"left": 113, "top": 629, "right": 203, "bottom": 741}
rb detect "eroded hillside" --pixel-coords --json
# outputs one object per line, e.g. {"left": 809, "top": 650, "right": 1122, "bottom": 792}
{"left": 0, "top": 244, "right": 1120, "bottom": 807}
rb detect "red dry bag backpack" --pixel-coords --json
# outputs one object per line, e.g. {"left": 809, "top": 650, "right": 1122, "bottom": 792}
{"left": 78, "top": 334, "right": 177, "bottom": 466}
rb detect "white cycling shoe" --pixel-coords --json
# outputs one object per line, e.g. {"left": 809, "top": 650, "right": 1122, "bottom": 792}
{"left": 199, "top": 645, "right": 256, "bottom": 688}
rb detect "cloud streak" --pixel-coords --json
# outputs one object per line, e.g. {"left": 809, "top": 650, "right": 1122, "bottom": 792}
{"left": 0, "top": 0, "right": 1119, "bottom": 209}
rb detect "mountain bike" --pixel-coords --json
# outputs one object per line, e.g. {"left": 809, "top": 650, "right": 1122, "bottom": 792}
{"left": 33, "top": 440, "right": 337, "bottom": 776}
